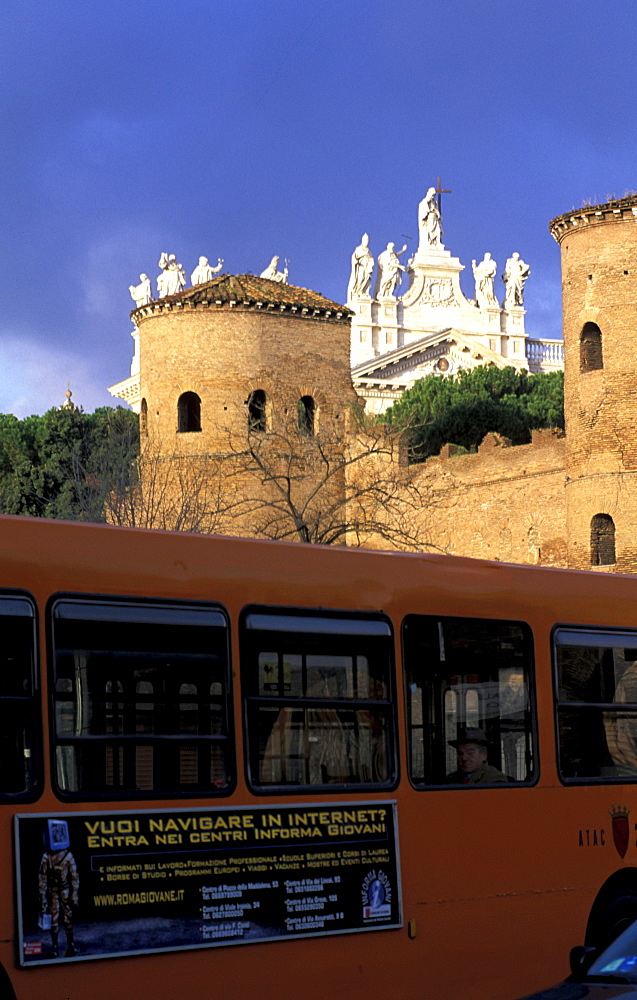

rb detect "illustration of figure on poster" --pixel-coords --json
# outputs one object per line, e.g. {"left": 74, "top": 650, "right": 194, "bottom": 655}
{"left": 38, "top": 819, "right": 80, "bottom": 958}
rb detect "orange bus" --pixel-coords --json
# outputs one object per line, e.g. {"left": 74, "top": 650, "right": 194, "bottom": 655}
{"left": 3, "top": 514, "right": 637, "bottom": 1000}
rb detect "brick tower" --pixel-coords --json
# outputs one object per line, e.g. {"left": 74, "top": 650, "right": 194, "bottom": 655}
{"left": 130, "top": 273, "right": 358, "bottom": 453}
{"left": 550, "top": 195, "right": 637, "bottom": 572}
{"left": 121, "top": 273, "right": 360, "bottom": 536}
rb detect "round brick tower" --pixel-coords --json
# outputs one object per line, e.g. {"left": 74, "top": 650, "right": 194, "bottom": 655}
{"left": 550, "top": 194, "right": 637, "bottom": 572}
{"left": 131, "top": 273, "right": 358, "bottom": 455}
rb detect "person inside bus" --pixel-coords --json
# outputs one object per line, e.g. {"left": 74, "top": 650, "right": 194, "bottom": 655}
{"left": 446, "top": 728, "right": 508, "bottom": 785}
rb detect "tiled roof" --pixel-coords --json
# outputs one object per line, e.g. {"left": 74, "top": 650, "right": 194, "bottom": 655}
{"left": 132, "top": 274, "right": 351, "bottom": 321}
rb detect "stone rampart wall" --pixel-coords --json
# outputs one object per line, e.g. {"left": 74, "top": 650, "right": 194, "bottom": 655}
{"left": 409, "top": 429, "right": 568, "bottom": 566}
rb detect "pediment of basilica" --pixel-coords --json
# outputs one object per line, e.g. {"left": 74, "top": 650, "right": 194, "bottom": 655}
{"left": 352, "top": 329, "right": 517, "bottom": 415}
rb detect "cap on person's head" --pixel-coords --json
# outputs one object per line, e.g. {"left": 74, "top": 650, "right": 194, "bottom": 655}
{"left": 448, "top": 727, "right": 491, "bottom": 748}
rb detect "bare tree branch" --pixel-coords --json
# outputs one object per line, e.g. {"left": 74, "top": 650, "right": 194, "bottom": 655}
{"left": 215, "top": 405, "right": 450, "bottom": 550}
{"left": 89, "top": 402, "right": 453, "bottom": 552}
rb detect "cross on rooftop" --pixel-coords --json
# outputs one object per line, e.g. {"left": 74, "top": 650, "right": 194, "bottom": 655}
{"left": 435, "top": 176, "right": 452, "bottom": 216}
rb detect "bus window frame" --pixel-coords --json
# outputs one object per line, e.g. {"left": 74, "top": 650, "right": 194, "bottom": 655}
{"left": 239, "top": 604, "right": 400, "bottom": 796}
{"left": 401, "top": 612, "right": 539, "bottom": 791}
{"left": 552, "top": 621, "right": 637, "bottom": 786}
{"left": 0, "top": 590, "right": 42, "bottom": 803}
{"left": 46, "top": 592, "right": 236, "bottom": 802}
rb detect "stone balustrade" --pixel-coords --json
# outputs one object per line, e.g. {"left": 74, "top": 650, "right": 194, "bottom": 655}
{"left": 525, "top": 338, "right": 564, "bottom": 371}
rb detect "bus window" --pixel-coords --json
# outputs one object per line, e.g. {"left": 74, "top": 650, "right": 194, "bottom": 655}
{"left": 50, "top": 599, "right": 232, "bottom": 798}
{"left": 555, "top": 628, "right": 637, "bottom": 782}
{"left": 241, "top": 608, "right": 397, "bottom": 791}
{"left": 0, "top": 595, "right": 39, "bottom": 799}
{"left": 403, "top": 615, "right": 536, "bottom": 786}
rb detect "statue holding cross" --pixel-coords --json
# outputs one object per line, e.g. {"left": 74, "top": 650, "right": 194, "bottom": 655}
{"left": 419, "top": 187, "right": 441, "bottom": 248}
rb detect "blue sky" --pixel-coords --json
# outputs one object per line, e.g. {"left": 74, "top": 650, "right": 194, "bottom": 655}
{"left": 2, "top": 0, "right": 635, "bottom": 416}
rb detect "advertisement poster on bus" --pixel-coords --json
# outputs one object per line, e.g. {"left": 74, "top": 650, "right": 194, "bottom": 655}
{"left": 15, "top": 801, "right": 401, "bottom": 965}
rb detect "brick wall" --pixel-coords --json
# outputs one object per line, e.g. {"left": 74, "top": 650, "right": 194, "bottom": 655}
{"left": 400, "top": 429, "right": 568, "bottom": 565}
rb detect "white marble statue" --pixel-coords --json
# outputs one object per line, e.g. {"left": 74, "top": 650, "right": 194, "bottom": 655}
{"left": 377, "top": 242, "right": 408, "bottom": 298}
{"left": 260, "top": 256, "right": 289, "bottom": 284}
{"left": 502, "top": 252, "right": 530, "bottom": 308}
{"left": 191, "top": 256, "right": 224, "bottom": 285}
{"left": 348, "top": 234, "right": 374, "bottom": 298}
{"left": 157, "top": 253, "right": 187, "bottom": 297}
{"left": 472, "top": 253, "right": 499, "bottom": 308}
{"left": 129, "top": 273, "right": 152, "bottom": 308}
{"left": 419, "top": 187, "right": 442, "bottom": 247}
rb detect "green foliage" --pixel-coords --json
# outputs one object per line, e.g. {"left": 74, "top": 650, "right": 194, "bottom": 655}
{"left": 384, "top": 367, "right": 564, "bottom": 462}
{"left": 0, "top": 406, "right": 139, "bottom": 521}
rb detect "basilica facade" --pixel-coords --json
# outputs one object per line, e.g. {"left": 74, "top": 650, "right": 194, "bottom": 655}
{"left": 346, "top": 192, "right": 563, "bottom": 414}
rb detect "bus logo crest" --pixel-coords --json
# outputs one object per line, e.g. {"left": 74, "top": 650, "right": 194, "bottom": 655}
{"left": 610, "top": 805, "right": 630, "bottom": 859}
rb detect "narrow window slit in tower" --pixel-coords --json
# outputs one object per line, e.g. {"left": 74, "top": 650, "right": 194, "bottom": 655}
{"left": 580, "top": 322, "right": 603, "bottom": 372}
{"left": 590, "top": 514, "right": 616, "bottom": 566}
